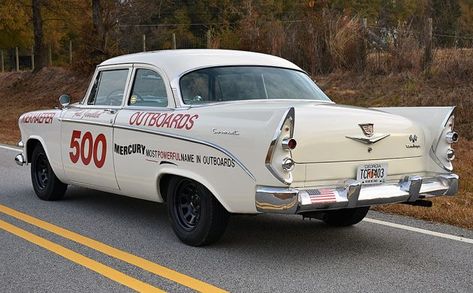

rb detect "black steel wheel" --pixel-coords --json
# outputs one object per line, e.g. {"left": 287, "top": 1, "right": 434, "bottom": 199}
{"left": 167, "top": 177, "right": 229, "bottom": 246}
{"left": 322, "top": 206, "right": 370, "bottom": 227}
{"left": 173, "top": 179, "right": 202, "bottom": 231}
{"left": 31, "top": 144, "right": 67, "bottom": 201}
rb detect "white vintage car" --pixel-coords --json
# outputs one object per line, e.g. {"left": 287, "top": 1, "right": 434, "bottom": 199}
{"left": 16, "top": 49, "right": 459, "bottom": 246}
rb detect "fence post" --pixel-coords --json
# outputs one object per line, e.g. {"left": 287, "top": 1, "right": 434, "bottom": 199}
{"left": 31, "top": 46, "right": 35, "bottom": 71}
{"left": 142, "top": 34, "right": 146, "bottom": 52}
{"left": 69, "top": 40, "right": 73, "bottom": 64}
{"left": 207, "top": 30, "right": 211, "bottom": 48}
{"left": 15, "top": 47, "right": 19, "bottom": 71}
{"left": 1, "top": 50, "right": 4, "bottom": 72}
{"left": 48, "top": 44, "right": 52, "bottom": 66}
{"left": 359, "top": 18, "right": 368, "bottom": 72}
{"left": 422, "top": 18, "right": 433, "bottom": 71}
{"left": 172, "top": 33, "right": 176, "bottom": 49}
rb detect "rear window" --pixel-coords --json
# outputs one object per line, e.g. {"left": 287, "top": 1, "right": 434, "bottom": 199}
{"left": 179, "top": 66, "right": 331, "bottom": 105}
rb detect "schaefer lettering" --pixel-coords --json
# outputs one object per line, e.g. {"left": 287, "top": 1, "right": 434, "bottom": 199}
{"left": 129, "top": 112, "right": 199, "bottom": 130}
{"left": 20, "top": 112, "right": 56, "bottom": 124}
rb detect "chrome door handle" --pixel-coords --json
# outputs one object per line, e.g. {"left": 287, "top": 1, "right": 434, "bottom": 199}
{"left": 104, "top": 109, "right": 117, "bottom": 114}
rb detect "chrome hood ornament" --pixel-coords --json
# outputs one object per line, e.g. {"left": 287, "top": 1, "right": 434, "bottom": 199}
{"left": 346, "top": 123, "right": 390, "bottom": 144}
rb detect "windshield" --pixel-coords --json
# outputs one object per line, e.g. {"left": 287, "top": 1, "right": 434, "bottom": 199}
{"left": 179, "top": 66, "right": 331, "bottom": 105}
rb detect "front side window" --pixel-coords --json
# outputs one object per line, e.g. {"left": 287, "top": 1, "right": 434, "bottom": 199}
{"left": 128, "top": 69, "right": 168, "bottom": 107}
{"left": 87, "top": 69, "right": 129, "bottom": 106}
{"left": 180, "top": 66, "right": 331, "bottom": 105}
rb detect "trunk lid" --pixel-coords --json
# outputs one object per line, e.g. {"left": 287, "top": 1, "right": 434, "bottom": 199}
{"left": 292, "top": 104, "right": 424, "bottom": 163}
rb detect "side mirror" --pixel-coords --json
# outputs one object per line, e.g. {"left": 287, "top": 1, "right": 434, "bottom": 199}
{"left": 59, "top": 94, "right": 71, "bottom": 108}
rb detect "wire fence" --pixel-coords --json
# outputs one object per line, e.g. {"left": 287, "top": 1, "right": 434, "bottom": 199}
{"left": 1, "top": 20, "right": 473, "bottom": 74}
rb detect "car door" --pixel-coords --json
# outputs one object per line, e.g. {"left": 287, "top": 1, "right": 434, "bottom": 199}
{"left": 61, "top": 65, "right": 132, "bottom": 190}
{"left": 113, "top": 65, "right": 175, "bottom": 201}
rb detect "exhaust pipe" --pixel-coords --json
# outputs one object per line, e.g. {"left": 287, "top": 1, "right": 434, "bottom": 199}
{"left": 403, "top": 199, "right": 432, "bottom": 207}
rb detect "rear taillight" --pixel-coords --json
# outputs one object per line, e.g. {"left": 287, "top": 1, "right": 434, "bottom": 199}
{"left": 446, "top": 132, "right": 459, "bottom": 144}
{"left": 431, "top": 112, "right": 457, "bottom": 170}
{"left": 447, "top": 148, "right": 455, "bottom": 161}
{"left": 282, "top": 158, "right": 295, "bottom": 171}
{"left": 265, "top": 108, "right": 296, "bottom": 185}
{"left": 282, "top": 138, "right": 297, "bottom": 150}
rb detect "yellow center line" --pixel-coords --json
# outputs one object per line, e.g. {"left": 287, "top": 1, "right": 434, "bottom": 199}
{"left": 0, "top": 204, "right": 227, "bottom": 293}
{"left": 0, "top": 219, "right": 164, "bottom": 293}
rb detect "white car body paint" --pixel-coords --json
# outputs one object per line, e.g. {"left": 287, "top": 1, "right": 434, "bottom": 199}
{"left": 17, "top": 50, "right": 459, "bottom": 214}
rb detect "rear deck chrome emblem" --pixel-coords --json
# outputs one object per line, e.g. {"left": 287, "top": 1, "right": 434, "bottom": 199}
{"left": 346, "top": 123, "right": 390, "bottom": 144}
{"left": 359, "top": 123, "right": 374, "bottom": 137}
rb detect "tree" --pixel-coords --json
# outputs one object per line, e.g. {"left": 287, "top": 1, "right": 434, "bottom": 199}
{"left": 92, "top": 0, "right": 106, "bottom": 52}
{"left": 32, "top": 0, "right": 46, "bottom": 71}
{"left": 0, "top": 0, "right": 31, "bottom": 48}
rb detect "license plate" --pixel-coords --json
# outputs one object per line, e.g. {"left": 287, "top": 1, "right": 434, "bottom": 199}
{"left": 356, "top": 163, "right": 387, "bottom": 185}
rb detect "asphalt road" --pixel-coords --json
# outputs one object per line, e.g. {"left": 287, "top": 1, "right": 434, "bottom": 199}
{"left": 0, "top": 147, "right": 472, "bottom": 292}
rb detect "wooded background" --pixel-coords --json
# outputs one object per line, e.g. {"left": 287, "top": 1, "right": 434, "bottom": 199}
{"left": 1, "top": 0, "right": 473, "bottom": 75}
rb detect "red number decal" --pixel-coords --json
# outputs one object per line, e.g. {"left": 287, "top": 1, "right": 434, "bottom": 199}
{"left": 93, "top": 134, "right": 107, "bottom": 168}
{"left": 69, "top": 130, "right": 81, "bottom": 163}
{"left": 81, "top": 131, "right": 93, "bottom": 165}
{"left": 69, "top": 130, "right": 107, "bottom": 168}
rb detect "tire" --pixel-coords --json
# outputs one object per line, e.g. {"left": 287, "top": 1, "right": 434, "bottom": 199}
{"left": 167, "top": 177, "right": 229, "bottom": 246}
{"left": 322, "top": 206, "right": 370, "bottom": 227}
{"left": 31, "top": 144, "right": 67, "bottom": 201}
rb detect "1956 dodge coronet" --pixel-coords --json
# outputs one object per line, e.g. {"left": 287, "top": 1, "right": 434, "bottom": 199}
{"left": 15, "top": 49, "right": 459, "bottom": 246}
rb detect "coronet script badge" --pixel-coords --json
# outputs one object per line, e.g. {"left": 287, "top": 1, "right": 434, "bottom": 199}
{"left": 359, "top": 123, "right": 374, "bottom": 137}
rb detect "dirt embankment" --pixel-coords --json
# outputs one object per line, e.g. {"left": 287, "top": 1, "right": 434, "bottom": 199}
{"left": 0, "top": 67, "right": 90, "bottom": 145}
{"left": 0, "top": 67, "right": 471, "bottom": 229}
{"left": 315, "top": 71, "right": 473, "bottom": 229}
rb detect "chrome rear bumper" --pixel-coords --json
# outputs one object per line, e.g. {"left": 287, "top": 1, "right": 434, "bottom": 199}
{"left": 255, "top": 173, "right": 459, "bottom": 214}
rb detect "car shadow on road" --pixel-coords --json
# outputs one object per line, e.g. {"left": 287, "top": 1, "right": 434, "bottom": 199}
{"left": 60, "top": 186, "right": 403, "bottom": 263}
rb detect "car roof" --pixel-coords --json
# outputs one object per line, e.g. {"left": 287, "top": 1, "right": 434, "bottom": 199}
{"left": 99, "top": 49, "right": 303, "bottom": 80}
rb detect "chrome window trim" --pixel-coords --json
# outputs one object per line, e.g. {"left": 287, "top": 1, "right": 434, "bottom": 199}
{"left": 81, "top": 64, "right": 134, "bottom": 108}
{"left": 125, "top": 64, "right": 175, "bottom": 109}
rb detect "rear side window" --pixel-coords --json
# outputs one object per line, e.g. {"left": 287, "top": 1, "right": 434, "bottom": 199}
{"left": 129, "top": 69, "right": 168, "bottom": 107}
{"left": 87, "top": 69, "right": 129, "bottom": 106}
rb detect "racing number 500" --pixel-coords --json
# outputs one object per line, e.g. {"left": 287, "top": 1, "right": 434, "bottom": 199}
{"left": 69, "top": 130, "right": 107, "bottom": 168}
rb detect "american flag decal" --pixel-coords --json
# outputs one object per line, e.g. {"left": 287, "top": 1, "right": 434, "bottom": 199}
{"left": 306, "top": 188, "right": 337, "bottom": 204}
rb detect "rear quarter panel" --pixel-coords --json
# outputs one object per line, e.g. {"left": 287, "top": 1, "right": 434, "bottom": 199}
{"left": 113, "top": 104, "right": 289, "bottom": 213}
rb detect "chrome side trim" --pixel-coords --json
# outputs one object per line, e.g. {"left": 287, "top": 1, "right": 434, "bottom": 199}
{"left": 59, "top": 116, "right": 256, "bottom": 181}
{"left": 114, "top": 124, "right": 256, "bottom": 181}
{"left": 59, "top": 118, "right": 113, "bottom": 128}
{"left": 264, "top": 107, "right": 295, "bottom": 185}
